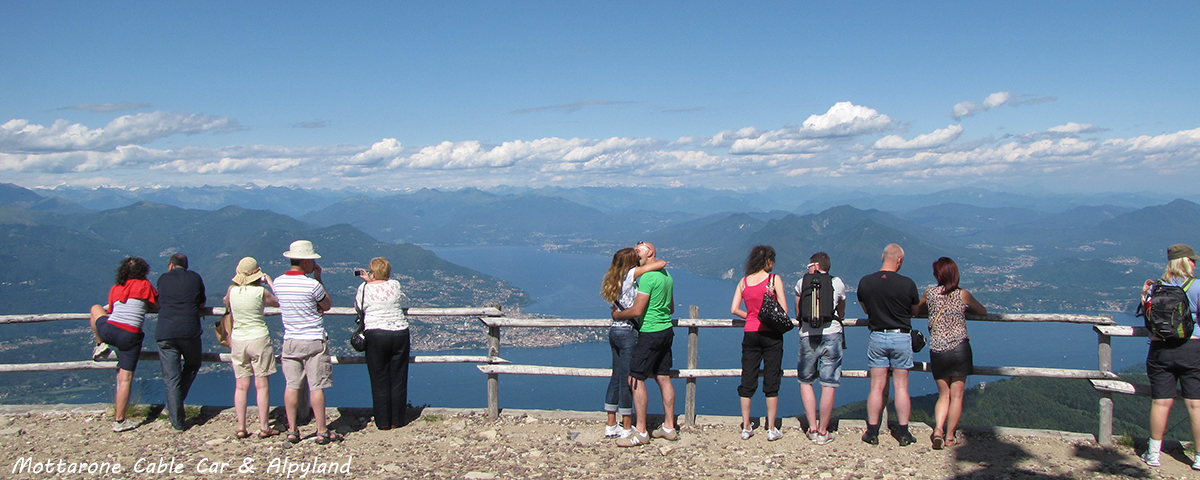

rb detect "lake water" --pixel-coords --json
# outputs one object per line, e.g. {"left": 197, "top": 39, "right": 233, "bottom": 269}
{"left": 130, "top": 246, "right": 1148, "bottom": 419}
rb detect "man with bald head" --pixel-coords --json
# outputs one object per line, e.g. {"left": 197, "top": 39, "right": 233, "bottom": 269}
{"left": 612, "top": 241, "right": 678, "bottom": 447}
{"left": 857, "top": 243, "right": 920, "bottom": 446}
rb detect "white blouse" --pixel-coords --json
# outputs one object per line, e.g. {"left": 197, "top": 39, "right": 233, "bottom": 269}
{"left": 355, "top": 279, "right": 408, "bottom": 331}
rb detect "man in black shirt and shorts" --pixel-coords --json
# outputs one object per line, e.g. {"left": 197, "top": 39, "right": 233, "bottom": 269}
{"left": 857, "top": 243, "right": 920, "bottom": 446}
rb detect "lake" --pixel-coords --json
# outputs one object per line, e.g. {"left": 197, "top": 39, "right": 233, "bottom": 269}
{"left": 124, "top": 245, "right": 1148, "bottom": 419}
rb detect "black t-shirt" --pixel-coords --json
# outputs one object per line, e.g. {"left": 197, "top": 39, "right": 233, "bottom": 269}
{"left": 156, "top": 268, "right": 206, "bottom": 340}
{"left": 857, "top": 270, "right": 919, "bottom": 331}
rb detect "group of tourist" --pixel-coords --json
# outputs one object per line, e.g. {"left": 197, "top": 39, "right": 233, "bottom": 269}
{"left": 87, "top": 240, "right": 409, "bottom": 445}
{"left": 83, "top": 236, "right": 1200, "bottom": 470}
{"left": 600, "top": 242, "right": 986, "bottom": 450}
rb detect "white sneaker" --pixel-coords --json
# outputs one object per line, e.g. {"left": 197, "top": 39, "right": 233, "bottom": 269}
{"left": 807, "top": 430, "right": 819, "bottom": 442}
{"left": 1141, "top": 450, "right": 1161, "bottom": 467}
{"left": 1192, "top": 453, "right": 1200, "bottom": 471}
{"left": 815, "top": 431, "right": 835, "bottom": 445}
{"left": 767, "top": 428, "right": 783, "bottom": 441}
{"left": 112, "top": 419, "right": 136, "bottom": 432}
{"left": 740, "top": 428, "right": 754, "bottom": 440}
{"left": 619, "top": 428, "right": 633, "bottom": 439}
{"left": 92, "top": 344, "right": 112, "bottom": 361}
{"left": 604, "top": 425, "right": 622, "bottom": 438}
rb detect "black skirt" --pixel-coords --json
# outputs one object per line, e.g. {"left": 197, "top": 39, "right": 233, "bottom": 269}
{"left": 930, "top": 339, "right": 973, "bottom": 379}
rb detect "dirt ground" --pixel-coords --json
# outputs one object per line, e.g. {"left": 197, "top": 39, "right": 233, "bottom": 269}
{"left": 0, "top": 405, "right": 1195, "bottom": 480}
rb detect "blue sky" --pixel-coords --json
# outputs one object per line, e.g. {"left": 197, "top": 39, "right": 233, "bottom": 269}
{"left": 2, "top": 2, "right": 1198, "bottom": 192}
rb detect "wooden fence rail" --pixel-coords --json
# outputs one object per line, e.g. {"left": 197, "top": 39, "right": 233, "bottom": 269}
{"left": 0, "top": 308, "right": 1143, "bottom": 445}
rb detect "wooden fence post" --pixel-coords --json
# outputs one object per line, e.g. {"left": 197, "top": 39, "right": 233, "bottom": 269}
{"left": 487, "top": 323, "right": 501, "bottom": 421}
{"left": 1097, "top": 331, "right": 1113, "bottom": 446}
{"left": 686, "top": 305, "right": 699, "bottom": 427}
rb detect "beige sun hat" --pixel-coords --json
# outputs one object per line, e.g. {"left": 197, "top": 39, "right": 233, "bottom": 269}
{"left": 232, "top": 257, "right": 267, "bottom": 286}
{"left": 282, "top": 240, "right": 321, "bottom": 260}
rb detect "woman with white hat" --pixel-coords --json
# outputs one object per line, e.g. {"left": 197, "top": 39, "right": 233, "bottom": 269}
{"left": 222, "top": 257, "right": 281, "bottom": 439}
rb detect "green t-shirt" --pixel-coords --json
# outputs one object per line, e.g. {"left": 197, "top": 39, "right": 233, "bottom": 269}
{"left": 636, "top": 269, "right": 674, "bottom": 333}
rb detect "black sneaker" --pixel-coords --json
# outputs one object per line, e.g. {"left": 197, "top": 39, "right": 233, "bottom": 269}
{"left": 894, "top": 431, "right": 917, "bottom": 446}
{"left": 861, "top": 432, "right": 879, "bottom": 445}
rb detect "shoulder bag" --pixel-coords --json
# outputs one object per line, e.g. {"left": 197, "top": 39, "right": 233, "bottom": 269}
{"left": 215, "top": 310, "right": 233, "bottom": 348}
{"left": 758, "top": 274, "right": 795, "bottom": 334}
{"left": 350, "top": 286, "right": 367, "bottom": 352}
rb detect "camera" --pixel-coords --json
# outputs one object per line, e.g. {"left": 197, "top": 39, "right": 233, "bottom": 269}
{"left": 354, "top": 269, "right": 364, "bottom": 277}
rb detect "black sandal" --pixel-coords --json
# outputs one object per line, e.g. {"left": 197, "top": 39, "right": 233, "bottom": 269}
{"left": 235, "top": 429, "right": 251, "bottom": 440}
{"left": 286, "top": 431, "right": 302, "bottom": 444}
{"left": 315, "top": 431, "right": 344, "bottom": 445}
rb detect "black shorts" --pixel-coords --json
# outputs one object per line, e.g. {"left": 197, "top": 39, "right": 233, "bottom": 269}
{"left": 930, "top": 339, "right": 973, "bottom": 379}
{"left": 1147, "top": 339, "right": 1200, "bottom": 400}
{"left": 630, "top": 328, "right": 674, "bottom": 381}
{"left": 96, "top": 316, "right": 145, "bottom": 372}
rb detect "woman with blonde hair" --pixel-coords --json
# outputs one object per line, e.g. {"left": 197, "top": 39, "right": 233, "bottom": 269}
{"left": 356, "top": 257, "right": 410, "bottom": 430}
{"left": 1139, "top": 244, "right": 1200, "bottom": 469}
{"left": 916, "top": 257, "right": 986, "bottom": 449}
{"left": 730, "top": 245, "right": 788, "bottom": 441}
{"left": 222, "top": 257, "right": 280, "bottom": 439}
{"left": 599, "top": 246, "right": 664, "bottom": 438}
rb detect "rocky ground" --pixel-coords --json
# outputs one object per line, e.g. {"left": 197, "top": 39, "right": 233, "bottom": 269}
{"left": 0, "top": 405, "right": 1195, "bottom": 480}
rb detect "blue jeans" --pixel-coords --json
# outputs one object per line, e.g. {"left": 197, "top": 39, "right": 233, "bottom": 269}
{"left": 157, "top": 337, "right": 202, "bottom": 430}
{"left": 867, "top": 331, "right": 914, "bottom": 370}
{"left": 798, "top": 333, "right": 843, "bottom": 387}
{"left": 605, "top": 325, "right": 638, "bottom": 416}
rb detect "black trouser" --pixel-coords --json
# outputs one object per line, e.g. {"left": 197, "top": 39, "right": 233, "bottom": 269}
{"left": 364, "top": 329, "right": 411, "bottom": 429}
{"left": 739, "top": 330, "right": 784, "bottom": 398}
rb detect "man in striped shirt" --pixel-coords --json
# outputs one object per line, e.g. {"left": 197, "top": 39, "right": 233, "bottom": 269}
{"left": 275, "top": 240, "right": 341, "bottom": 444}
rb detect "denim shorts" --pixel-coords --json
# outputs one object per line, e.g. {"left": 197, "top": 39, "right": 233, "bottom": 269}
{"left": 798, "top": 333, "right": 843, "bottom": 387}
{"left": 867, "top": 331, "right": 914, "bottom": 369}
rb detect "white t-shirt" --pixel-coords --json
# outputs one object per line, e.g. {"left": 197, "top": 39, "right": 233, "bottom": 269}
{"left": 795, "top": 275, "right": 846, "bottom": 337}
{"left": 611, "top": 268, "right": 639, "bottom": 327}
{"left": 274, "top": 272, "right": 328, "bottom": 341}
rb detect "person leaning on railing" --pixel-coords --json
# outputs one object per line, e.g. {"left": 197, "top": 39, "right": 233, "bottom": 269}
{"left": 356, "top": 257, "right": 410, "bottom": 430}
{"left": 916, "top": 257, "right": 986, "bottom": 450}
{"left": 1139, "top": 244, "right": 1200, "bottom": 471}
{"left": 88, "top": 257, "right": 159, "bottom": 433}
{"left": 223, "top": 256, "right": 280, "bottom": 440}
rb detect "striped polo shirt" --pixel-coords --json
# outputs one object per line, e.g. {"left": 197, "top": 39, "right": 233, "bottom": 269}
{"left": 274, "top": 271, "right": 328, "bottom": 341}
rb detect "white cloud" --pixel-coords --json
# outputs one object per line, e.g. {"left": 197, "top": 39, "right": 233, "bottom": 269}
{"left": 1047, "top": 122, "right": 1098, "bottom": 134}
{"left": 873, "top": 124, "right": 964, "bottom": 150}
{"left": 0, "top": 112, "right": 238, "bottom": 152}
{"left": 799, "top": 102, "right": 893, "bottom": 137}
{"left": 952, "top": 91, "right": 1057, "bottom": 120}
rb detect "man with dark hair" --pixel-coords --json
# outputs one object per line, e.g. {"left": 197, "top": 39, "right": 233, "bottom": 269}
{"left": 612, "top": 241, "right": 678, "bottom": 447}
{"left": 857, "top": 243, "right": 920, "bottom": 446}
{"left": 155, "top": 253, "right": 206, "bottom": 431}
{"left": 795, "top": 251, "right": 846, "bottom": 445}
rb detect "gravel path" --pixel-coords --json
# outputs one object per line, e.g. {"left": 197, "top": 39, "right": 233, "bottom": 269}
{"left": 0, "top": 405, "right": 1194, "bottom": 479}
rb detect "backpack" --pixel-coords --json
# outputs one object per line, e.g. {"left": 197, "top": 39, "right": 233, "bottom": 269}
{"left": 798, "top": 271, "right": 835, "bottom": 329}
{"left": 1138, "top": 278, "right": 1195, "bottom": 342}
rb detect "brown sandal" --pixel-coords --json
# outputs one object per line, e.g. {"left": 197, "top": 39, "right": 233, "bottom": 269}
{"left": 235, "top": 429, "right": 251, "bottom": 439}
{"left": 258, "top": 428, "right": 280, "bottom": 439}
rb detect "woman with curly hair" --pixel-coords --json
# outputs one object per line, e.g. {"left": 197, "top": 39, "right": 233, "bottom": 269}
{"left": 89, "top": 257, "right": 159, "bottom": 433}
{"left": 730, "top": 245, "right": 788, "bottom": 441}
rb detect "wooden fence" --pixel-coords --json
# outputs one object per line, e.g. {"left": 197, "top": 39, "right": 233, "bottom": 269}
{"left": 0, "top": 307, "right": 1139, "bottom": 445}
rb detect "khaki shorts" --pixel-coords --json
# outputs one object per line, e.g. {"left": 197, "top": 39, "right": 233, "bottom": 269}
{"left": 229, "top": 336, "right": 277, "bottom": 379}
{"left": 281, "top": 339, "right": 333, "bottom": 390}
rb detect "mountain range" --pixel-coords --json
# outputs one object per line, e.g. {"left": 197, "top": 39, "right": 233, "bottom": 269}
{"left": 5, "top": 182, "right": 1199, "bottom": 316}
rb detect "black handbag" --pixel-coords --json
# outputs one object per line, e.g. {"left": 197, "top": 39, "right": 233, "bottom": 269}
{"left": 350, "top": 286, "right": 367, "bottom": 352}
{"left": 911, "top": 329, "right": 926, "bottom": 353}
{"left": 758, "top": 274, "right": 794, "bottom": 334}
